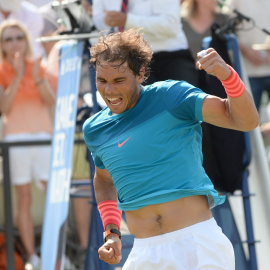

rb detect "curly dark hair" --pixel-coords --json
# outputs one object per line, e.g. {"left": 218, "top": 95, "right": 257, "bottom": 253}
{"left": 90, "top": 28, "right": 153, "bottom": 81}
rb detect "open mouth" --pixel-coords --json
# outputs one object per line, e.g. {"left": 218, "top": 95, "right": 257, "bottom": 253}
{"left": 107, "top": 97, "right": 122, "bottom": 106}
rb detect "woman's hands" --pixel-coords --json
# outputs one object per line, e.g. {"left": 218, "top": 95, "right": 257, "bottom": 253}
{"left": 32, "top": 57, "right": 43, "bottom": 85}
{"left": 11, "top": 52, "right": 43, "bottom": 84}
{"left": 13, "top": 51, "right": 25, "bottom": 78}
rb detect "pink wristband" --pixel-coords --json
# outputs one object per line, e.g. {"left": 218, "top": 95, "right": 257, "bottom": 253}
{"left": 221, "top": 65, "right": 245, "bottom": 98}
{"left": 98, "top": 200, "right": 122, "bottom": 230}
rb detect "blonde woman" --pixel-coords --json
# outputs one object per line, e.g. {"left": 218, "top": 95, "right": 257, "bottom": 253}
{"left": 0, "top": 19, "right": 55, "bottom": 269}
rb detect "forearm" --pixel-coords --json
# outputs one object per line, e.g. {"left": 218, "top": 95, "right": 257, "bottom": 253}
{"left": 36, "top": 79, "right": 55, "bottom": 107}
{"left": 225, "top": 90, "right": 259, "bottom": 131}
{"left": 239, "top": 43, "right": 266, "bottom": 65}
{"left": 221, "top": 65, "right": 259, "bottom": 131}
{"left": 93, "top": 168, "right": 122, "bottom": 231}
{"left": 238, "top": 43, "right": 250, "bottom": 57}
{"left": 0, "top": 76, "right": 21, "bottom": 113}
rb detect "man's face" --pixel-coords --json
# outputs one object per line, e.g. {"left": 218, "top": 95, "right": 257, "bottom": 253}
{"left": 96, "top": 60, "right": 144, "bottom": 114}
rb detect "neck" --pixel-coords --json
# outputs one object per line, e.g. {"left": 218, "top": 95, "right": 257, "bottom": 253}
{"left": 138, "top": 84, "right": 143, "bottom": 93}
{"left": 195, "top": 3, "right": 216, "bottom": 19}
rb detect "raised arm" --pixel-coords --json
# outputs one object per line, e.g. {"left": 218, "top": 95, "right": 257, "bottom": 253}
{"left": 94, "top": 166, "right": 122, "bottom": 264}
{"left": 197, "top": 48, "right": 259, "bottom": 131}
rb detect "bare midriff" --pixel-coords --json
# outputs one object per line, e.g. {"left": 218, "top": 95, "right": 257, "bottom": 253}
{"left": 125, "top": 195, "right": 212, "bottom": 238}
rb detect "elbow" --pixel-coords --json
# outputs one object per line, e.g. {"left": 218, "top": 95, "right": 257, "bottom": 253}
{"left": 242, "top": 112, "right": 260, "bottom": 132}
{"left": 250, "top": 110, "right": 260, "bottom": 130}
{"left": 249, "top": 117, "right": 260, "bottom": 131}
{"left": 250, "top": 115, "right": 260, "bottom": 131}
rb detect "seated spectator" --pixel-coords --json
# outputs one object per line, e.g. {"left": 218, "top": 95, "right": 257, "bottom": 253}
{"left": 0, "top": 19, "right": 55, "bottom": 269}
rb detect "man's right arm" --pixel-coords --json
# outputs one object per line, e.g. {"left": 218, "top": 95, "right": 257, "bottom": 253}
{"left": 94, "top": 166, "right": 122, "bottom": 264}
{"left": 94, "top": 166, "right": 117, "bottom": 203}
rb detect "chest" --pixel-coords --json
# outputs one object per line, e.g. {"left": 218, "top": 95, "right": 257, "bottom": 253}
{"left": 96, "top": 110, "right": 196, "bottom": 169}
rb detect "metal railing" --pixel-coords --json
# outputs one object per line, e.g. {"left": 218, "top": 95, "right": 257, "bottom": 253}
{"left": 0, "top": 140, "right": 51, "bottom": 269}
{"left": 0, "top": 137, "right": 88, "bottom": 269}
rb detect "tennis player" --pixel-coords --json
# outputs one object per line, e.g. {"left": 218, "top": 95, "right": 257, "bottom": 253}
{"left": 83, "top": 28, "right": 259, "bottom": 269}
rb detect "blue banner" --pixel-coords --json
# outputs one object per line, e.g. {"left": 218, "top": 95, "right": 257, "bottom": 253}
{"left": 41, "top": 40, "right": 84, "bottom": 270}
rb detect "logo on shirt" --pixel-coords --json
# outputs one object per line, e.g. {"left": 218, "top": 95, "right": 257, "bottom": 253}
{"left": 118, "top": 137, "right": 131, "bottom": 148}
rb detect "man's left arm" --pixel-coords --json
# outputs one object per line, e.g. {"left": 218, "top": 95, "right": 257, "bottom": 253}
{"left": 197, "top": 48, "right": 259, "bottom": 132}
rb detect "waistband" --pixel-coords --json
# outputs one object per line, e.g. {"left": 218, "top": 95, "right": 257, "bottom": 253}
{"left": 133, "top": 217, "right": 219, "bottom": 247}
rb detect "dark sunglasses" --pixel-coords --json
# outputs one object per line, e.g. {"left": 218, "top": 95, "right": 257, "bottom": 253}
{"left": 2, "top": 35, "right": 25, "bottom": 43}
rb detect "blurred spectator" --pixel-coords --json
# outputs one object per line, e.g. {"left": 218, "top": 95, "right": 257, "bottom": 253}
{"left": 0, "top": 0, "right": 45, "bottom": 57}
{"left": 181, "top": 0, "right": 230, "bottom": 87}
{"left": 230, "top": 0, "right": 270, "bottom": 111}
{"left": 92, "top": 0, "right": 198, "bottom": 86}
{"left": 181, "top": 0, "right": 229, "bottom": 60}
{"left": 0, "top": 19, "right": 55, "bottom": 269}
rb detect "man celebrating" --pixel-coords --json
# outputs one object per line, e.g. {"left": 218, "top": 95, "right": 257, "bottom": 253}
{"left": 83, "top": 28, "right": 258, "bottom": 269}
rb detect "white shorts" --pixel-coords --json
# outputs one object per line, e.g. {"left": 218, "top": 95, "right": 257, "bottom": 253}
{"left": 123, "top": 218, "right": 235, "bottom": 270}
{"left": 5, "top": 133, "right": 52, "bottom": 186}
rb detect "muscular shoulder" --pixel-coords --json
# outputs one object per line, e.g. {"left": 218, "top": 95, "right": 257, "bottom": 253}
{"left": 157, "top": 80, "right": 207, "bottom": 121}
{"left": 82, "top": 108, "right": 110, "bottom": 145}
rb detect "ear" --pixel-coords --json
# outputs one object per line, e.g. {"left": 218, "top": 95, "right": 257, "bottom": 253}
{"left": 136, "top": 67, "right": 145, "bottom": 84}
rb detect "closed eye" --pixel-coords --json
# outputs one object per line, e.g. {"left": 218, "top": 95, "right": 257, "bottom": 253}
{"left": 97, "top": 78, "right": 107, "bottom": 84}
{"left": 115, "top": 78, "right": 125, "bottom": 83}
{"left": 96, "top": 77, "right": 126, "bottom": 83}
